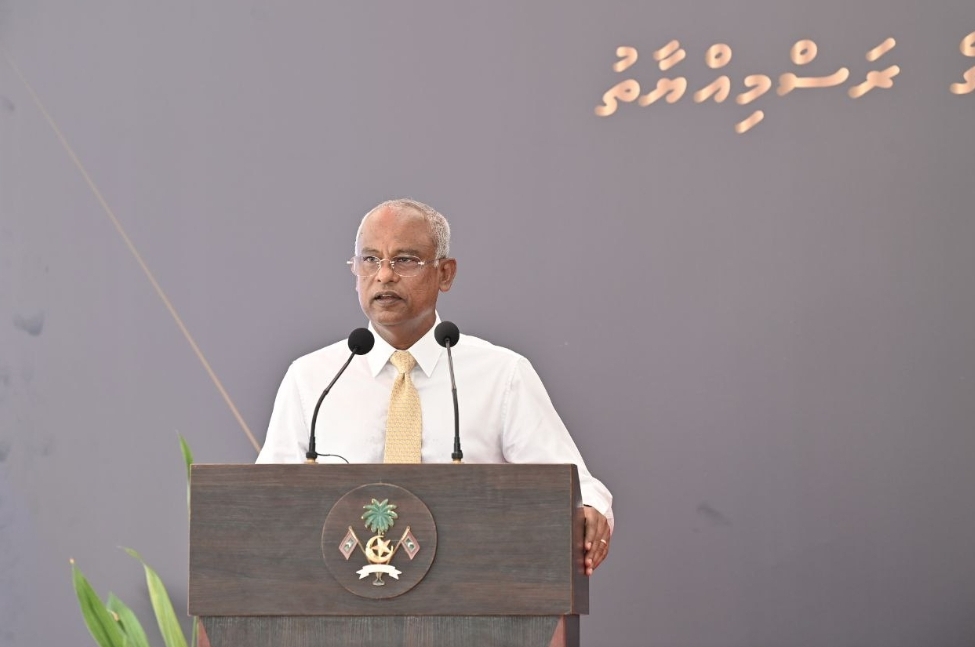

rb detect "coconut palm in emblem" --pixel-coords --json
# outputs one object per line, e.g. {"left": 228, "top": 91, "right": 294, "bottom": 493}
{"left": 362, "top": 499, "right": 398, "bottom": 584}
{"left": 333, "top": 491, "right": 426, "bottom": 592}
{"left": 362, "top": 498, "right": 398, "bottom": 536}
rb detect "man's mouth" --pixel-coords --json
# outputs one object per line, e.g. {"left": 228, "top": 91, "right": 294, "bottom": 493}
{"left": 373, "top": 292, "right": 403, "bottom": 303}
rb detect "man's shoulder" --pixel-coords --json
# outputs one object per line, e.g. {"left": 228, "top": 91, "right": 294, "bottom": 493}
{"left": 456, "top": 333, "right": 526, "bottom": 363}
{"left": 285, "top": 331, "right": 529, "bottom": 374}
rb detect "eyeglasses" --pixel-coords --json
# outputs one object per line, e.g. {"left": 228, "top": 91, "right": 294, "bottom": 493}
{"left": 348, "top": 255, "right": 441, "bottom": 278}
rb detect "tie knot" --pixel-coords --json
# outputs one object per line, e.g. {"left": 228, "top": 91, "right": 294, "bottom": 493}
{"left": 390, "top": 350, "right": 416, "bottom": 374}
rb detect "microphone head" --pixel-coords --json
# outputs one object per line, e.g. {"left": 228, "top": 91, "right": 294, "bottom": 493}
{"left": 348, "top": 328, "right": 375, "bottom": 355}
{"left": 435, "top": 321, "right": 460, "bottom": 348}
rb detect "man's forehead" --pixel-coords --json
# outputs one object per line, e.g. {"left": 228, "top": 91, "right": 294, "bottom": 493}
{"left": 358, "top": 243, "right": 426, "bottom": 255}
{"left": 357, "top": 208, "right": 435, "bottom": 251}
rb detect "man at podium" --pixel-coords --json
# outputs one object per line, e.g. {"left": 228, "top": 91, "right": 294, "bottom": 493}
{"left": 258, "top": 198, "right": 613, "bottom": 575}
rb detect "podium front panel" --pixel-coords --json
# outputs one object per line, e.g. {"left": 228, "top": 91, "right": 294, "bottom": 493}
{"left": 189, "top": 464, "right": 588, "bottom": 616}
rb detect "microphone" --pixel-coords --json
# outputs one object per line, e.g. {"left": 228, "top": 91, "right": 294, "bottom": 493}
{"left": 434, "top": 321, "right": 463, "bottom": 463}
{"left": 306, "top": 328, "right": 375, "bottom": 463}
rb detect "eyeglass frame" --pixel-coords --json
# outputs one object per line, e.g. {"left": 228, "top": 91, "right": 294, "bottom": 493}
{"left": 347, "top": 254, "right": 443, "bottom": 278}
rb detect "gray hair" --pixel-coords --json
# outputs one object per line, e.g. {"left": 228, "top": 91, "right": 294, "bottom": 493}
{"left": 354, "top": 198, "right": 451, "bottom": 259}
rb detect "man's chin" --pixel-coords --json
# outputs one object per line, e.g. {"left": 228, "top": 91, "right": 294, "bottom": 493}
{"left": 368, "top": 312, "right": 408, "bottom": 330}
{"left": 367, "top": 312, "right": 435, "bottom": 340}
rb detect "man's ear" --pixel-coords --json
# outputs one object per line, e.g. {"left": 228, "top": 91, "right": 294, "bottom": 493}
{"left": 438, "top": 258, "right": 457, "bottom": 292}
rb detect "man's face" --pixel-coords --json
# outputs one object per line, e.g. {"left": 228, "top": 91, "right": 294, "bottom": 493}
{"left": 354, "top": 206, "right": 456, "bottom": 349}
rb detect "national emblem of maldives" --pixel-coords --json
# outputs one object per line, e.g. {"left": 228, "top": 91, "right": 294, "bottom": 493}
{"left": 322, "top": 483, "right": 436, "bottom": 598}
{"left": 338, "top": 498, "right": 421, "bottom": 586}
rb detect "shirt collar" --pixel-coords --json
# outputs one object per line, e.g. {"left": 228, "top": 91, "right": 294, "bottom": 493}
{"left": 366, "top": 315, "right": 445, "bottom": 378}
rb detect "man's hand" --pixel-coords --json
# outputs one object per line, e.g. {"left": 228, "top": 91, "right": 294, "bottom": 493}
{"left": 583, "top": 506, "right": 611, "bottom": 576}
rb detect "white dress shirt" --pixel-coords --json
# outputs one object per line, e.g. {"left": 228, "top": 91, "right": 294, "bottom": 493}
{"left": 258, "top": 320, "right": 614, "bottom": 530}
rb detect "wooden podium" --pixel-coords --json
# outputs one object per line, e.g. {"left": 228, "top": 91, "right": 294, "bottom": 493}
{"left": 189, "top": 464, "right": 589, "bottom": 647}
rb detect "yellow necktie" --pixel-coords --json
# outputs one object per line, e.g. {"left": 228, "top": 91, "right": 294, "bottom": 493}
{"left": 383, "top": 350, "right": 422, "bottom": 463}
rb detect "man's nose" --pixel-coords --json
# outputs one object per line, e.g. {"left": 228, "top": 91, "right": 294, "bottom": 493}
{"left": 374, "top": 258, "right": 398, "bottom": 282}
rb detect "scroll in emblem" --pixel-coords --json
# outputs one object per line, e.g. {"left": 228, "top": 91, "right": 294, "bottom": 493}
{"left": 338, "top": 498, "right": 421, "bottom": 586}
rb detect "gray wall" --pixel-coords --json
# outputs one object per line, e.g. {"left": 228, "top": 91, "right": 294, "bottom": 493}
{"left": 2, "top": 2, "right": 974, "bottom": 646}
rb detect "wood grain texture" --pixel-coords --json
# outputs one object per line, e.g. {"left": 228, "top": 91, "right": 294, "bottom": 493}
{"left": 200, "top": 615, "right": 579, "bottom": 647}
{"left": 189, "top": 464, "right": 588, "bottom": 616}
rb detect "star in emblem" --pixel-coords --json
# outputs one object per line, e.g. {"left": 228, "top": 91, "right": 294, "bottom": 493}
{"left": 375, "top": 538, "right": 392, "bottom": 558}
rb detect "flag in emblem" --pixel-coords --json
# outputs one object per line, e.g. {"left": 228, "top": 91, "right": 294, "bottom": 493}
{"left": 339, "top": 527, "right": 359, "bottom": 560}
{"left": 399, "top": 526, "right": 420, "bottom": 560}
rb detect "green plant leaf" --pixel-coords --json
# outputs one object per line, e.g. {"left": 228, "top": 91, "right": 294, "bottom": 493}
{"left": 178, "top": 433, "right": 194, "bottom": 512}
{"left": 71, "top": 560, "right": 126, "bottom": 647}
{"left": 106, "top": 594, "right": 151, "bottom": 647}
{"left": 123, "top": 548, "right": 189, "bottom": 647}
{"left": 178, "top": 436, "right": 199, "bottom": 647}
